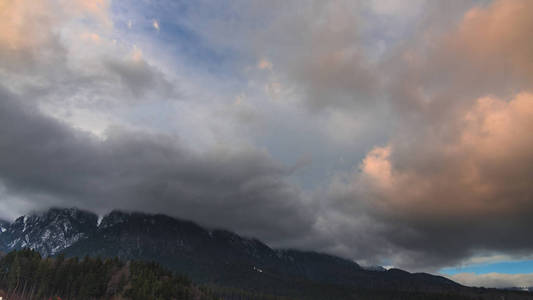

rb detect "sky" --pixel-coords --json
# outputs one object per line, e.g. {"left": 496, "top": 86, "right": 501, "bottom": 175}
{"left": 1, "top": 0, "right": 533, "bottom": 288}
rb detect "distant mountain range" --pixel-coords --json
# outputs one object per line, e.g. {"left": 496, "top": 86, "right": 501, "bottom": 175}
{"left": 0, "top": 208, "right": 531, "bottom": 299}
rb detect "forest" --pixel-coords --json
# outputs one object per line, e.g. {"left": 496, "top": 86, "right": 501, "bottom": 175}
{"left": 0, "top": 249, "right": 531, "bottom": 300}
{"left": 0, "top": 249, "right": 292, "bottom": 300}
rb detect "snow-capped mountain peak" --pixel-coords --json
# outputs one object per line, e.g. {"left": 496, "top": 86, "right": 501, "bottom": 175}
{"left": 0, "top": 208, "right": 98, "bottom": 256}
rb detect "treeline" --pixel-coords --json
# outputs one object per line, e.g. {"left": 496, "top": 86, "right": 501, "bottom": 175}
{"left": 0, "top": 250, "right": 210, "bottom": 300}
{"left": 0, "top": 249, "right": 296, "bottom": 300}
{"left": 0, "top": 249, "right": 215, "bottom": 300}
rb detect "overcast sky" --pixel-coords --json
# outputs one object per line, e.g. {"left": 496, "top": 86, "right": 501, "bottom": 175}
{"left": 2, "top": 0, "right": 533, "bottom": 288}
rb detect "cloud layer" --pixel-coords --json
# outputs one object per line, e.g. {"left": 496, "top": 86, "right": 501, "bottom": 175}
{"left": 313, "top": 0, "right": 533, "bottom": 271}
{"left": 1, "top": 0, "right": 533, "bottom": 286}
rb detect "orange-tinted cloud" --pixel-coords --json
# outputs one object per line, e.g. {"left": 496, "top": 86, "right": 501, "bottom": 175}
{"left": 0, "top": 0, "right": 51, "bottom": 51}
{"left": 0, "top": 0, "right": 111, "bottom": 53}
{"left": 75, "top": 0, "right": 111, "bottom": 27}
{"left": 363, "top": 0, "right": 533, "bottom": 218}
{"left": 416, "top": 0, "right": 533, "bottom": 102}
{"left": 451, "top": 0, "right": 533, "bottom": 83}
{"left": 320, "top": 0, "right": 533, "bottom": 270}
{"left": 359, "top": 93, "right": 533, "bottom": 217}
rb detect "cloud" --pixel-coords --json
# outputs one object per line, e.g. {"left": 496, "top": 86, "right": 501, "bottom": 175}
{"left": 2, "top": 0, "right": 533, "bottom": 278}
{"left": 448, "top": 0, "right": 533, "bottom": 85}
{"left": 449, "top": 272, "right": 533, "bottom": 289}
{"left": 354, "top": 93, "right": 533, "bottom": 268}
{"left": 171, "top": 1, "right": 380, "bottom": 110}
{"left": 388, "top": 0, "right": 533, "bottom": 111}
{"left": 0, "top": 0, "right": 179, "bottom": 138}
{"left": 0, "top": 0, "right": 314, "bottom": 246}
{"left": 258, "top": 1, "right": 379, "bottom": 110}
{"left": 0, "top": 86, "right": 314, "bottom": 244}
{"left": 360, "top": 93, "right": 533, "bottom": 217}
{"left": 368, "top": 0, "right": 426, "bottom": 17}
{"left": 314, "top": 0, "right": 533, "bottom": 271}
{"left": 105, "top": 56, "right": 175, "bottom": 99}
{"left": 0, "top": 0, "right": 110, "bottom": 53}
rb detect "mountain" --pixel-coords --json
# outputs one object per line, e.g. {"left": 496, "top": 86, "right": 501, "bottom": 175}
{"left": 0, "top": 208, "right": 531, "bottom": 299}
{"left": 0, "top": 207, "right": 97, "bottom": 256}
{"left": 62, "top": 210, "right": 461, "bottom": 292}
{"left": 63, "top": 211, "right": 381, "bottom": 290}
{"left": 0, "top": 219, "right": 8, "bottom": 234}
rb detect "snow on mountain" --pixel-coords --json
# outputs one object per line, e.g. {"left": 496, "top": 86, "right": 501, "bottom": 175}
{"left": 98, "top": 210, "right": 130, "bottom": 229}
{"left": 0, "top": 220, "right": 9, "bottom": 233}
{"left": 362, "top": 265, "right": 387, "bottom": 272}
{"left": 0, "top": 208, "right": 98, "bottom": 256}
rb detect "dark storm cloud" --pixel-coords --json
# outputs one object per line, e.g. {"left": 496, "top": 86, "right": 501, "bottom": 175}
{"left": 0, "top": 86, "right": 314, "bottom": 243}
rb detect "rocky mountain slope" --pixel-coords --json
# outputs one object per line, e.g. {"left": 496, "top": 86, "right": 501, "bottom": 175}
{"left": 0, "top": 208, "right": 97, "bottom": 256}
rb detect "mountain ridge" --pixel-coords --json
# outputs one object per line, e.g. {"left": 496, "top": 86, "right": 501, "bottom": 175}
{"left": 3, "top": 207, "right": 529, "bottom": 299}
{"left": 1, "top": 207, "right": 365, "bottom": 269}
